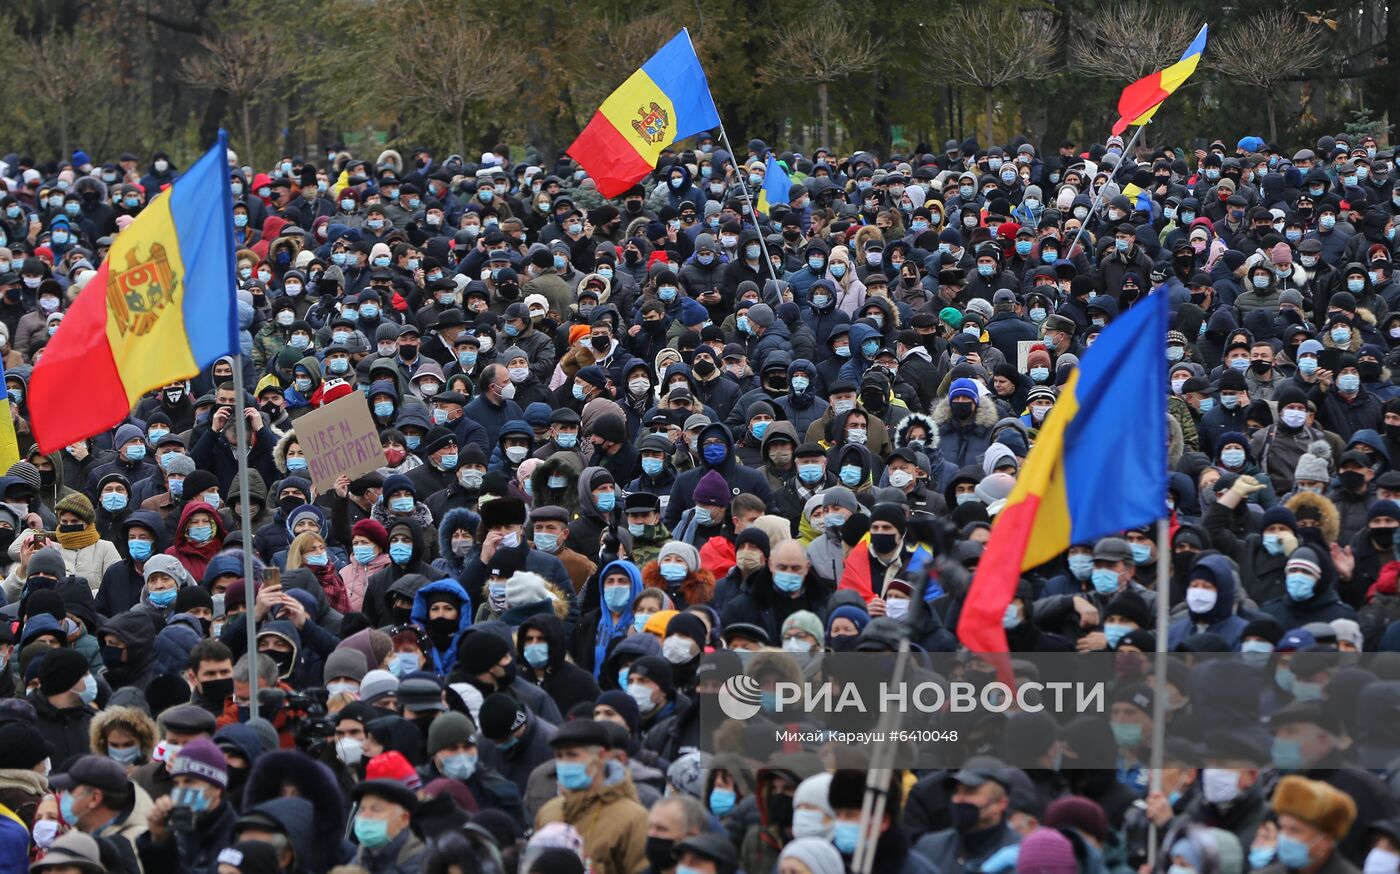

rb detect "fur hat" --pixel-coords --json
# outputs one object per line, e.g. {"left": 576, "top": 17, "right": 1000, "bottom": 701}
{"left": 1270, "top": 775, "right": 1356, "bottom": 839}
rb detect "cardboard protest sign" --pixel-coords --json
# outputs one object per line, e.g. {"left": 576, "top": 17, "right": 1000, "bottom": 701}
{"left": 295, "top": 392, "right": 385, "bottom": 492}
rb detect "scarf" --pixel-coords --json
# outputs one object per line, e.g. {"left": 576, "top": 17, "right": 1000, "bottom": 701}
{"left": 56, "top": 523, "right": 100, "bottom": 550}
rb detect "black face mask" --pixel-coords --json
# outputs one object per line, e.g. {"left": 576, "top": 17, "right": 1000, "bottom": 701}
{"left": 400, "top": 344, "right": 418, "bottom": 360}
{"left": 591, "top": 335, "right": 611, "bottom": 352}
{"left": 692, "top": 358, "right": 716, "bottom": 377}
{"left": 201, "top": 677, "right": 234, "bottom": 704}
{"left": 101, "top": 645, "right": 125, "bottom": 666}
{"left": 261, "top": 648, "right": 294, "bottom": 676}
{"left": 1360, "top": 362, "right": 1383, "bottom": 382}
{"left": 645, "top": 837, "right": 675, "bottom": 872}
{"left": 871, "top": 532, "right": 900, "bottom": 554}
{"left": 1387, "top": 424, "right": 1400, "bottom": 442}
{"left": 279, "top": 496, "right": 305, "bottom": 516}
{"left": 427, "top": 616, "right": 458, "bottom": 640}
{"left": 1373, "top": 527, "right": 1396, "bottom": 549}
{"left": 1340, "top": 469, "right": 1367, "bottom": 492}
{"left": 766, "top": 793, "right": 793, "bottom": 829}
{"left": 950, "top": 801, "right": 984, "bottom": 832}
{"left": 58, "top": 522, "right": 83, "bottom": 535}
{"left": 782, "top": 229, "right": 801, "bottom": 241}
{"left": 389, "top": 604, "right": 413, "bottom": 624}
{"left": 950, "top": 400, "right": 975, "bottom": 420}
{"left": 1250, "top": 360, "right": 1272, "bottom": 375}
{"left": 260, "top": 401, "right": 282, "bottom": 421}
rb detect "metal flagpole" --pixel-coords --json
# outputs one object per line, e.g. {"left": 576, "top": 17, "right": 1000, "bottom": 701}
{"left": 1066, "top": 122, "right": 1147, "bottom": 261}
{"left": 1146, "top": 514, "right": 1172, "bottom": 868}
{"left": 715, "top": 126, "right": 782, "bottom": 286}
{"left": 230, "top": 362, "right": 261, "bottom": 722}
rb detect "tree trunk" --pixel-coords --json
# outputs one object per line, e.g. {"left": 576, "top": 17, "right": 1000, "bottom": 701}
{"left": 241, "top": 97, "right": 254, "bottom": 170}
{"left": 1265, "top": 88, "right": 1278, "bottom": 144}
{"left": 818, "top": 81, "right": 830, "bottom": 149}
{"left": 58, "top": 101, "right": 70, "bottom": 159}
{"left": 453, "top": 106, "right": 466, "bottom": 159}
{"left": 983, "top": 88, "right": 995, "bottom": 146}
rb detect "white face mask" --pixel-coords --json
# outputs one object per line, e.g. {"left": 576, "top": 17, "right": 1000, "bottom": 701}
{"left": 1364, "top": 848, "right": 1400, "bottom": 874}
{"left": 1201, "top": 768, "right": 1242, "bottom": 805}
{"left": 335, "top": 737, "right": 363, "bottom": 766}
{"left": 1185, "top": 588, "right": 1217, "bottom": 614}
{"left": 885, "top": 598, "right": 909, "bottom": 620}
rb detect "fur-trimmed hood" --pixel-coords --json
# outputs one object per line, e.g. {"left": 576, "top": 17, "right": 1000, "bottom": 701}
{"left": 930, "top": 394, "right": 1001, "bottom": 430}
{"left": 894, "top": 412, "right": 940, "bottom": 449}
{"left": 1285, "top": 490, "right": 1341, "bottom": 545}
{"left": 642, "top": 559, "right": 716, "bottom": 607}
{"left": 89, "top": 705, "right": 158, "bottom": 760}
{"left": 243, "top": 750, "right": 347, "bottom": 870}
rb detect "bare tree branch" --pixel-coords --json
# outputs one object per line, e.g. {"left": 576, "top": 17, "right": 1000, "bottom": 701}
{"left": 179, "top": 22, "right": 292, "bottom": 165}
{"left": 1070, "top": 0, "right": 1203, "bottom": 80}
{"left": 920, "top": 1, "right": 1060, "bottom": 92}
{"left": 760, "top": 16, "right": 880, "bottom": 85}
{"left": 1206, "top": 9, "right": 1329, "bottom": 88}
{"left": 374, "top": 6, "right": 525, "bottom": 156}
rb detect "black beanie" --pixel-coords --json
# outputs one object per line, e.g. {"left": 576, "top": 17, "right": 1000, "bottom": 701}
{"left": 38, "top": 648, "right": 89, "bottom": 697}
{"left": 174, "top": 587, "right": 214, "bottom": 614}
{"left": 870, "top": 502, "right": 908, "bottom": 536}
{"left": 456, "top": 630, "right": 511, "bottom": 676}
{"left": 734, "top": 526, "right": 771, "bottom": 557}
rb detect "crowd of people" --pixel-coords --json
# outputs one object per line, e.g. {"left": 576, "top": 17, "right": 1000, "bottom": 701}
{"left": 0, "top": 126, "right": 1400, "bottom": 874}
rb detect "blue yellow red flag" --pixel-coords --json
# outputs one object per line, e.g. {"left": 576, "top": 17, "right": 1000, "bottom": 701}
{"left": 29, "top": 132, "right": 239, "bottom": 452}
{"left": 567, "top": 29, "right": 721, "bottom": 198}
{"left": 957, "top": 291, "right": 1169, "bottom": 653}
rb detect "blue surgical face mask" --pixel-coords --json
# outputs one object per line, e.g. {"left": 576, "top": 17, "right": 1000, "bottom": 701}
{"left": 798, "top": 463, "right": 823, "bottom": 484}
{"left": 641, "top": 457, "right": 663, "bottom": 476}
{"left": 1091, "top": 568, "right": 1120, "bottom": 595}
{"left": 389, "top": 542, "right": 413, "bottom": 564}
{"left": 1240, "top": 639, "right": 1274, "bottom": 666}
{"left": 1338, "top": 373, "right": 1361, "bottom": 393}
{"left": 102, "top": 492, "right": 129, "bottom": 513}
{"left": 659, "top": 562, "right": 687, "bottom": 583}
{"left": 702, "top": 443, "right": 727, "bottom": 465}
{"left": 839, "top": 465, "right": 862, "bottom": 486}
{"left": 556, "top": 760, "right": 592, "bottom": 791}
{"left": 1275, "top": 836, "right": 1312, "bottom": 870}
{"left": 709, "top": 787, "right": 737, "bottom": 817}
{"left": 833, "top": 821, "right": 861, "bottom": 856}
{"left": 353, "top": 544, "right": 378, "bottom": 564}
{"left": 1221, "top": 448, "right": 1246, "bottom": 468}
{"left": 149, "top": 588, "right": 178, "bottom": 607}
{"left": 1129, "top": 543, "right": 1151, "bottom": 564}
{"left": 1103, "top": 621, "right": 1132, "bottom": 648}
{"left": 1262, "top": 533, "right": 1283, "bottom": 555}
{"left": 595, "top": 491, "right": 616, "bottom": 512}
{"left": 1285, "top": 572, "right": 1316, "bottom": 601}
{"left": 693, "top": 507, "right": 713, "bottom": 526}
{"left": 1068, "top": 553, "right": 1093, "bottom": 580}
{"left": 1271, "top": 737, "right": 1304, "bottom": 770}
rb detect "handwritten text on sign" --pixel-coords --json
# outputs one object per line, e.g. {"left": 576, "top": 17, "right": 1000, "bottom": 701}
{"left": 296, "top": 392, "right": 385, "bottom": 491}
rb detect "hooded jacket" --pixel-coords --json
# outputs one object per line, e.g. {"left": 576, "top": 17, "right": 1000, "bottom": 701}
{"left": 410, "top": 578, "right": 473, "bottom": 675}
{"left": 663, "top": 423, "right": 777, "bottom": 529}
{"left": 164, "top": 500, "right": 225, "bottom": 580}
{"left": 96, "top": 510, "right": 168, "bottom": 616}
{"left": 517, "top": 612, "right": 600, "bottom": 715}
{"left": 573, "top": 559, "right": 644, "bottom": 679}
{"left": 772, "top": 358, "right": 830, "bottom": 438}
{"left": 1167, "top": 553, "right": 1250, "bottom": 649}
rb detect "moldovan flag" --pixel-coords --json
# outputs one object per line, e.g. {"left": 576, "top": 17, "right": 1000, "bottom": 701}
{"left": 757, "top": 154, "right": 793, "bottom": 215}
{"left": 29, "top": 131, "right": 238, "bottom": 452}
{"left": 1111, "top": 24, "right": 1208, "bottom": 135}
{"left": 567, "top": 29, "right": 721, "bottom": 198}
{"left": 956, "top": 290, "right": 1169, "bottom": 654}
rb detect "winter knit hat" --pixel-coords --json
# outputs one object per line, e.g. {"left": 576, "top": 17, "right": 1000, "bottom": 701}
{"left": 27, "top": 547, "right": 66, "bottom": 581}
{"left": 365, "top": 750, "right": 422, "bottom": 790}
{"left": 323, "top": 648, "right": 369, "bottom": 684}
{"left": 505, "top": 571, "right": 551, "bottom": 608}
{"left": 352, "top": 518, "right": 389, "bottom": 551}
{"left": 359, "top": 670, "right": 399, "bottom": 705}
{"left": 693, "top": 470, "right": 730, "bottom": 506}
{"left": 734, "top": 527, "right": 770, "bottom": 558}
{"left": 1286, "top": 546, "right": 1323, "bottom": 578}
{"left": 55, "top": 492, "right": 95, "bottom": 524}
{"left": 949, "top": 378, "right": 980, "bottom": 404}
{"left": 38, "top": 648, "right": 90, "bottom": 697}
{"left": 1043, "top": 795, "right": 1109, "bottom": 843}
{"left": 1294, "top": 441, "right": 1332, "bottom": 483}
{"left": 782, "top": 610, "right": 824, "bottom": 644}
{"left": 170, "top": 737, "right": 228, "bottom": 788}
{"left": 1017, "top": 828, "right": 1079, "bottom": 874}
{"left": 426, "top": 711, "right": 477, "bottom": 754}
{"left": 657, "top": 541, "right": 700, "bottom": 574}
{"left": 747, "top": 303, "right": 775, "bottom": 328}
{"left": 780, "top": 838, "right": 845, "bottom": 874}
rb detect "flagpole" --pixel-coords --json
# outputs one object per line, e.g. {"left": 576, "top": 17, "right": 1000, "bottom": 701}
{"left": 715, "top": 126, "right": 781, "bottom": 286}
{"left": 1146, "top": 513, "right": 1171, "bottom": 868}
{"left": 231, "top": 361, "right": 261, "bottom": 722}
{"left": 1066, "top": 122, "right": 1146, "bottom": 262}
